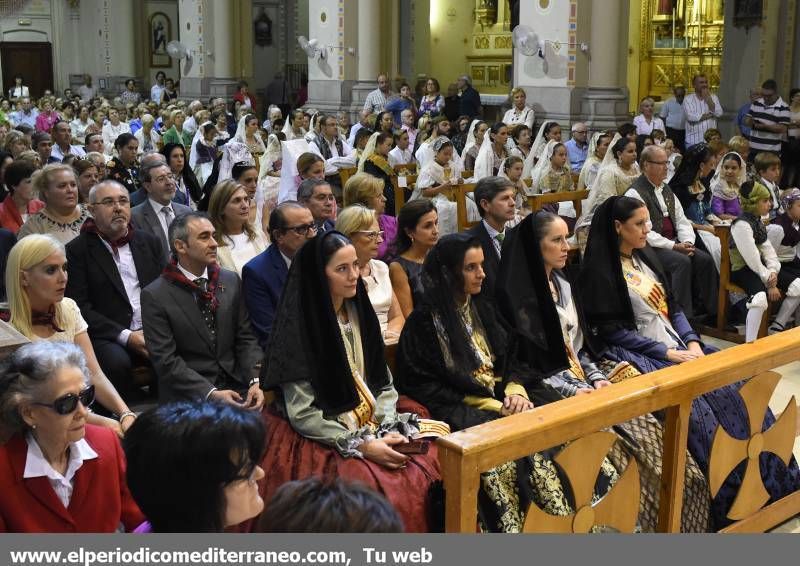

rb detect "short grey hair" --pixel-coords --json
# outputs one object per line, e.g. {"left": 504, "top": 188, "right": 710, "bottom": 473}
{"left": 87, "top": 180, "right": 127, "bottom": 204}
{"left": 0, "top": 342, "right": 89, "bottom": 433}
{"left": 297, "top": 178, "right": 331, "bottom": 203}
{"left": 640, "top": 144, "right": 666, "bottom": 165}
{"left": 140, "top": 158, "right": 169, "bottom": 183}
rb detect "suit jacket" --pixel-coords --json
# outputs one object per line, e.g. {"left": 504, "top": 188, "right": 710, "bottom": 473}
{"left": 130, "top": 200, "right": 192, "bottom": 261}
{"left": 0, "top": 228, "right": 16, "bottom": 301}
{"left": 242, "top": 245, "right": 288, "bottom": 350}
{"left": 0, "top": 425, "right": 144, "bottom": 532}
{"left": 65, "top": 230, "right": 165, "bottom": 344}
{"left": 141, "top": 267, "right": 262, "bottom": 403}
{"left": 467, "top": 221, "right": 502, "bottom": 300}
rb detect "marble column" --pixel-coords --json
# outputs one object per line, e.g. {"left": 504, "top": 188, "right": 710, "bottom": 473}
{"left": 306, "top": 0, "right": 361, "bottom": 115}
{"left": 349, "top": 0, "right": 383, "bottom": 113}
{"left": 79, "top": 0, "right": 138, "bottom": 96}
{"left": 579, "top": 0, "right": 630, "bottom": 130}
{"left": 178, "top": 0, "right": 247, "bottom": 101}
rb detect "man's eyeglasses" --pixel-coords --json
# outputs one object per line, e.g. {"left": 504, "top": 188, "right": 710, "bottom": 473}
{"left": 32, "top": 385, "right": 95, "bottom": 415}
{"left": 284, "top": 223, "right": 318, "bottom": 236}
{"left": 95, "top": 197, "right": 130, "bottom": 208}
{"left": 647, "top": 160, "right": 669, "bottom": 166}
{"left": 354, "top": 230, "right": 385, "bottom": 241}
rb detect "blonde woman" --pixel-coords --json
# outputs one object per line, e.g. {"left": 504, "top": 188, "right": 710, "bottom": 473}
{"left": 4, "top": 130, "right": 30, "bottom": 159}
{"left": 134, "top": 113, "right": 161, "bottom": 154}
{"left": 336, "top": 205, "right": 405, "bottom": 342}
{"left": 343, "top": 172, "right": 397, "bottom": 260}
{"left": 207, "top": 180, "right": 269, "bottom": 275}
{"left": 101, "top": 108, "right": 131, "bottom": 155}
{"left": 18, "top": 164, "right": 90, "bottom": 244}
{"left": 5, "top": 234, "right": 136, "bottom": 437}
{"left": 161, "top": 109, "right": 192, "bottom": 148}
{"left": 502, "top": 87, "right": 535, "bottom": 130}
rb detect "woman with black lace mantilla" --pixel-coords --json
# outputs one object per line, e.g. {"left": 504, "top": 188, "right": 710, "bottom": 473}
{"left": 395, "top": 233, "right": 618, "bottom": 532}
{"left": 258, "top": 231, "right": 447, "bottom": 533}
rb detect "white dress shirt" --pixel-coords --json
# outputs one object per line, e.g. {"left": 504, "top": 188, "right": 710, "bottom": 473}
{"left": 388, "top": 146, "right": 414, "bottom": 167}
{"left": 482, "top": 219, "right": 504, "bottom": 258}
{"left": 97, "top": 238, "right": 142, "bottom": 346}
{"left": 309, "top": 136, "right": 354, "bottom": 176}
{"left": 24, "top": 433, "right": 98, "bottom": 509}
{"left": 50, "top": 144, "right": 86, "bottom": 162}
{"left": 625, "top": 182, "right": 696, "bottom": 248}
{"left": 148, "top": 198, "right": 175, "bottom": 240}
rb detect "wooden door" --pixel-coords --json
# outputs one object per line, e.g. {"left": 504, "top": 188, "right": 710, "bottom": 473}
{"left": 0, "top": 42, "right": 54, "bottom": 99}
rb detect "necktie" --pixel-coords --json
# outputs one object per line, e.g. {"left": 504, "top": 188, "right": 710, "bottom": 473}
{"left": 495, "top": 232, "right": 505, "bottom": 243}
{"left": 193, "top": 277, "right": 217, "bottom": 342}
{"left": 161, "top": 206, "right": 174, "bottom": 239}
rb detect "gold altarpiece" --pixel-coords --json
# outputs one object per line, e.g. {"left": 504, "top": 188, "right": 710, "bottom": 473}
{"left": 632, "top": 0, "right": 724, "bottom": 104}
{"left": 466, "top": 0, "right": 513, "bottom": 95}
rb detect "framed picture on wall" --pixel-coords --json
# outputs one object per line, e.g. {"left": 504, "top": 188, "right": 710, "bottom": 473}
{"left": 150, "top": 12, "right": 171, "bottom": 68}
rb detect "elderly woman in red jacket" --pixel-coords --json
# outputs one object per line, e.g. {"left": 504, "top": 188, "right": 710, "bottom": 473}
{"left": 0, "top": 341, "right": 144, "bottom": 532}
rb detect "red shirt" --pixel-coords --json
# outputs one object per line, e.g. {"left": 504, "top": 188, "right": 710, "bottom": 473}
{"left": 0, "top": 197, "right": 45, "bottom": 234}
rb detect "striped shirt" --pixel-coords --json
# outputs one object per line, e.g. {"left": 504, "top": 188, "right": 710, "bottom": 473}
{"left": 363, "top": 89, "right": 395, "bottom": 113}
{"left": 682, "top": 93, "right": 723, "bottom": 147}
{"left": 748, "top": 97, "right": 790, "bottom": 154}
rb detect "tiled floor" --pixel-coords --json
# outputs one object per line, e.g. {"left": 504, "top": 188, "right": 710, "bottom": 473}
{"left": 703, "top": 335, "right": 800, "bottom": 533}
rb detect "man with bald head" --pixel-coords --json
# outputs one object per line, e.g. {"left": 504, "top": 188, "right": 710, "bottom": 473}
{"left": 625, "top": 145, "right": 718, "bottom": 320}
{"left": 66, "top": 180, "right": 166, "bottom": 400}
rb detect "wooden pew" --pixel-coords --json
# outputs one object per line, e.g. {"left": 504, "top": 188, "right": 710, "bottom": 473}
{"left": 527, "top": 189, "right": 589, "bottom": 219}
{"left": 438, "top": 329, "right": 800, "bottom": 532}
{"left": 391, "top": 174, "right": 417, "bottom": 216}
{"left": 392, "top": 163, "right": 418, "bottom": 176}
{"left": 698, "top": 224, "right": 771, "bottom": 344}
{"left": 446, "top": 183, "right": 479, "bottom": 232}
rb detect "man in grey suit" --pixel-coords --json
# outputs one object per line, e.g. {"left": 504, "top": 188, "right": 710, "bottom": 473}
{"left": 131, "top": 161, "right": 191, "bottom": 260}
{"left": 141, "top": 212, "right": 264, "bottom": 407}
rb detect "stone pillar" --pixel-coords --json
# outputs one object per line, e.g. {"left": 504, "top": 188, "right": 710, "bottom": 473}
{"left": 306, "top": 0, "right": 360, "bottom": 115}
{"left": 350, "top": 0, "right": 383, "bottom": 113}
{"left": 80, "top": 0, "right": 138, "bottom": 96}
{"left": 178, "top": 0, "right": 245, "bottom": 101}
{"left": 579, "top": 0, "right": 630, "bottom": 130}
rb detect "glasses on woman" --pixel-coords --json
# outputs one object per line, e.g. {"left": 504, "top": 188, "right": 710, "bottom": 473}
{"left": 32, "top": 384, "right": 95, "bottom": 415}
{"left": 285, "top": 223, "right": 318, "bottom": 236}
{"left": 354, "top": 230, "right": 384, "bottom": 241}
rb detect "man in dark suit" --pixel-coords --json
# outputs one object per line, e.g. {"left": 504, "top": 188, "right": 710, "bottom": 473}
{"left": 625, "top": 145, "right": 718, "bottom": 320}
{"left": 130, "top": 160, "right": 191, "bottom": 260}
{"left": 66, "top": 180, "right": 165, "bottom": 400}
{"left": 243, "top": 202, "right": 316, "bottom": 349}
{"left": 141, "top": 212, "right": 264, "bottom": 406}
{"left": 129, "top": 152, "right": 168, "bottom": 207}
{"left": 297, "top": 178, "right": 336, "bottom": 232}
{"left": 467, "top": 176, "right": 518, "bottom": 298}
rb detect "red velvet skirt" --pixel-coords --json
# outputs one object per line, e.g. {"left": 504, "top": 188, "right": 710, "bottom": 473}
{"left": 253, "top": 397, "right": 442, "bottom": 533}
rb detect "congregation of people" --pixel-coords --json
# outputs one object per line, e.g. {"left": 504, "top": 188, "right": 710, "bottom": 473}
{"left": 1, "top": 69, "right": 800, "bottom": 534}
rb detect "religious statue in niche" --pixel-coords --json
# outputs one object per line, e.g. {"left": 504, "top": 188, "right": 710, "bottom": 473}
{"left": 734, "top": 0, "right": 763, "bottom": 28}
{"left": 254, "top": 8, "right": 273, "bottom": 47}
{"left": 149, "top": 12, "right": 172, "bottom": 68}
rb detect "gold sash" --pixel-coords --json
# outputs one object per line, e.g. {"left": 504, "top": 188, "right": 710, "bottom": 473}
{"left": 621, "top": 256, "right": 670, "bottom": 320}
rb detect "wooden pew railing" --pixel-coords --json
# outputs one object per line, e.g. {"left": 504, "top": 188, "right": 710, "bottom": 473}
{"left": 527, "top": 189, "right": 589, "bottom": 218}
{"left": 446, "top": 183, "right": 479, "bottom": 232}
{"left": 391, "top": 174, "right": 417, "bottom": 217}
{"left": 437, "top": 329, "right": 800, "bottom": 533}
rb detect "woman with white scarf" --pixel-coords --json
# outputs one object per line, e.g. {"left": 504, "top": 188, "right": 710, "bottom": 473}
{"left": 522, "top": 120, "right": 563, "bottom": 179}
{"left": 189, "top": 121, "right": 220, "bottom": 187}
{"left": 219, "top": 115, "right": 263, "bottom": 181}
{"left": 576, "top": 132, "right": 612, "bottom": 191}
{"left": 412, "top": 137, "right": 478, "bottom": 235}
{"left": 472, "top": 122, "right": 511, "bottom": 182}
{"left": 256, "top": 134, "right": 283, "bottom": 233}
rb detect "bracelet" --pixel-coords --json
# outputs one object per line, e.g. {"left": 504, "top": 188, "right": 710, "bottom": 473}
{"left": 248, "top": 378, "right": 260, "bottom": 387}
{"left": 119, "top": 411, "right": 137, "bottom": 423}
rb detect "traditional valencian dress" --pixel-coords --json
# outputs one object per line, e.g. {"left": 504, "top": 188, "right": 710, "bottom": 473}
{"left": 579, "top": 196, "right": 800, "bottom": 530}
{"left": 258, "top": 231, "right": 447, "bottom": 533}
{"left": 397, "top": 234, "right": 617, "bottom": 532}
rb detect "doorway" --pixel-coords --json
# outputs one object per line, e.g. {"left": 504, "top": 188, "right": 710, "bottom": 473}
{"left": 0, "top": 42, "right": 54, "bottom": 99}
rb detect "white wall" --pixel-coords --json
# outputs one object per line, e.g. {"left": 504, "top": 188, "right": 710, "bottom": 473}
{"left": 514, "top": 0, "right": 571, "bottom": 87}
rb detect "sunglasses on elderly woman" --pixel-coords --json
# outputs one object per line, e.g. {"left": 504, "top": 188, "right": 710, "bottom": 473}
{"left": 32, "top": 385, "right": 95, "bottom": 415}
